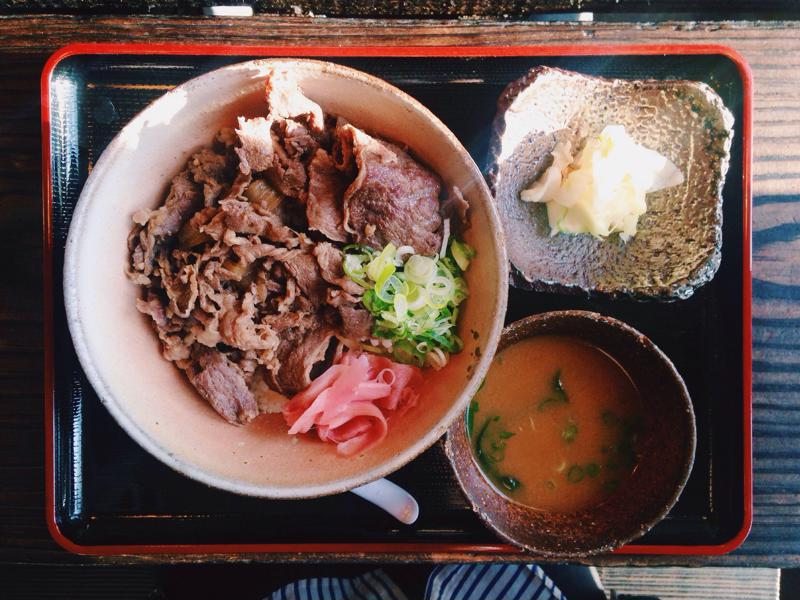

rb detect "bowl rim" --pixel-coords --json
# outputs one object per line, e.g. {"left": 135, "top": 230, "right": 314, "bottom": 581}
{"left": 445, "top": 310, "right": 697, "bottom": 557}
{"left": 62, "top": 58, "right": 508, "bottom": 499}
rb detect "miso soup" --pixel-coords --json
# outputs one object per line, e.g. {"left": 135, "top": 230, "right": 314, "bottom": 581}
{"left": 467, "top": 335, "right": 642, "bottom": 513}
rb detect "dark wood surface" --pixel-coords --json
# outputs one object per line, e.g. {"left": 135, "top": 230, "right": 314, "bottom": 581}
{"left": 1, "top": 1, "right": 798, "bottom": 18}
{"left": 1, "top": 15, "right": 799, "bottom": 566}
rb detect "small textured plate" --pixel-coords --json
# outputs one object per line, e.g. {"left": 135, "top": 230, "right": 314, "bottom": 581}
{"left": 490, "top": 66, "right": 734, "bottom": 300}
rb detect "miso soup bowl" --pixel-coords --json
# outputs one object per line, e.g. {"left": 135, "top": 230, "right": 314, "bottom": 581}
{"left": 445, "top": 311, "right": 696, "bottom": 558}
{"left": 63, "top": 59, "right": 508, "bottom": 499}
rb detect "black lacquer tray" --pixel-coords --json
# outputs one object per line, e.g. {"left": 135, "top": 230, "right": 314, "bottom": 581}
{"left": 43, "top": 45, "right": 751, "bottom": 556}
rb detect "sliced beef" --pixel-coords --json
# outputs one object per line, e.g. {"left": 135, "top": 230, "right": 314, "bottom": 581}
{"left": 138, "top": 292, "right": 195, "bottom": 361}
{"left": 238, "top": 71, "right": 328, "bottom": 202}
{"left": 161, "top": 333, "right": 193, "bottom": 362}
{"left": 189, "top": 148, "right": 233, "bottom": 206}
{"left": 264, "top": 327, "right": 304, "bottom": 392}
{"left": 217, "top": 199, "right": 300, "bottom": 246}
{"left": 189, "top": 347, "right": 259, "bottom": 425}
{"left": 265, "top": 72, "right": 326, "bottom": 137}
{"left": 191, "top": 308, "right": 222, "bottom": 348}
{"left": 149, "top": 170, "right": 204, "bottom": 237}
{"left": 266, "top": 123, "right": 308, "bottom": 200}
{"left": 237, "top": 74, "right": 324, "bottom": 200}
{"left": 307, "top": 149, "right": 349, "bottom": 242}
{"left": 247, "top": 266, "right": 274, "bottom": 305}
{"left": 337, "top": 305, "right": 373, "bottom": 340}
{"left": 441, "top": 185, "right": 470, "bottom": 233}
{"left": 130, "top": 170, "right": 203, "bottom": 278}
{"left": 336, "top": 124, "right": 443, "bottom": 255}
{"left": 177, "top": 206, "right": 217, "bottom": 249}
{"left": 331, "top": 116, "right": 355, "bottom": 172}
{"left": 313, "top": 242, "right": 362, "bottom": 295}
{"left": 220, "top": 199, "right": 270, "bottom": 235}
{"left": 238, "top": 349, "right": 259, "bottom": 376}
{"left": 197, "top": 274, "right": 225, "bottom": 315}
{"left": 261, "top": 310, "right": 317, "bottom": 333}
{"left": 162, "top": 263, "right": 199, "bottom": 319}
{"left": 275, "top": 277, "right": 299, "bottom": 313}
{"left": 128, "top": 75, "right": 451, "bottom": 430}
{"left": 223, "top": 172, "right": 252, "bottom": 202}
{"left": 236, "top": 101, "right": 317, "bottom": 201}
{"left": 274, "top": 326, "right": 335, "bottom": 394}
{"left": 232, "top": 239, "right": 298, "bottom": 266}
{"left": 279, "top": 119, "right": 319, "bottom": 162}
{"left": 270, "top": 119, "right": 321, "bottom": 203}
{"left": 198, "top": 210, "right": 226, "bottom": 241}
{"left": 219, "top": 292, "right": 280, "bottom": 352}
{"left": 127, "top": 228, "right": 150, "bottom": 284}
{"left": 326, "top": 287, "right": 361, "bottom": 307}
{"left": 136, "top": 293, "right": 168, "bottom": 329}
{"left": 215, "top": 127, "right": 238, "bottom": 149}
{"left": 235, "top": 116, "right": 274, "bottom": 175}
{"left": 282, "top": 252, "right": 328, "bottom": 306}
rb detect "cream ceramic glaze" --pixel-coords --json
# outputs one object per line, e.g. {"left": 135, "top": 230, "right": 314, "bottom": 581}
{"left": 63, "top": 59, "right": 507, "bottom": 498}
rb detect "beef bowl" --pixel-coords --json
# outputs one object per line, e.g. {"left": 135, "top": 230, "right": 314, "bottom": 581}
{"left": 63, "top": 59, "right": 507, "bottom": 498}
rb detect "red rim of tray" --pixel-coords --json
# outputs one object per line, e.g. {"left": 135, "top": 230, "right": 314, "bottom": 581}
{"left": 41, "top": 42, "right": 753, "bottom": 557}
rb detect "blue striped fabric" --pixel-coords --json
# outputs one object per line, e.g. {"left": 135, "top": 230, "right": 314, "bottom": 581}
{"left": 268, "top": 565, "right": 564, "bottom": 600}
{"left": 424, "top": 564, "right": 563, "bottom": 600}
{"left": 270, "top": 569, "right": 408, "bottom": 600}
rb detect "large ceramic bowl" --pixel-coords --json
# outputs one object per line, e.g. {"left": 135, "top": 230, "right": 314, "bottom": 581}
{"left": 446, "top": 311, "right": 696, "bottom": 557}
{"left": 64, "top": 59, "right": 507, "bottom": 499}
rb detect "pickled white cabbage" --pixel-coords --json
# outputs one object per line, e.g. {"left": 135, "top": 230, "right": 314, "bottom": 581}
{"left": 520, "top": 125, "right": 684, "bottom": 241}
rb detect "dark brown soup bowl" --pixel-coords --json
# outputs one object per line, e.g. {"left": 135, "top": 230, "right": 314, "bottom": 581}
{"left": 445, "top": 310, "right": 696, "bottom": 558}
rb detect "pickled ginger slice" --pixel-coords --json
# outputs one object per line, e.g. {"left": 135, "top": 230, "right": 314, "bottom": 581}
{"left": 521, "top": 125, "right": 684, "bottom": 241}
{"left": 283, "top": 351, "right": 421, "bottom": 456}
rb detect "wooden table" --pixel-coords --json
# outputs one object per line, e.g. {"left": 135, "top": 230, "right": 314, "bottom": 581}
{"left": 1, "top": 15, "right": 799, "bottom": 566}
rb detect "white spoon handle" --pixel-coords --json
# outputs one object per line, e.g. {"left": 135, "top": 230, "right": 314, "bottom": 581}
{"left": 350, "top": 478, "right": 420, "bottom": 525}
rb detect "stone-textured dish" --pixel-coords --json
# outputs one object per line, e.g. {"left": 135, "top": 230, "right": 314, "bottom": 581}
{"left": 63, "top": 59, "right": 508, "bottom": 499}
{"left": 445, "top": 311, "right": 696, "bottom": 558}
{"left": 489, "top": 66, "right": 734, "bottom": 300}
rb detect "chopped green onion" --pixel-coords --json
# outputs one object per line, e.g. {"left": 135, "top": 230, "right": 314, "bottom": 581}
{"left": 567, "top": 465, "right": 585, "bottom": 483}
{"left": 375, "top": 273, "right": 402, "bottom": 303}
{"left": 602, "top": 410, "right": 617, "bottom": 426}
{"left": 501, "top": 476, "right": 521, "bottom": 492}
{"left": 395, "top": 245, "right": 415, "bottom": 264}
{"left": 342, "top": 253, "right": 372, "bottom": 288}
{"left": 439, "top": 218, "right": 451, "bottom": 258}
{"left": 392, "top": 339, "right": 422, "bottom": 366}
{"left": 451, "top": 239, "right": 476, "bottom": 271}
{"left": 474, "top": 413, "right": 522, "bottom": 493}
{"left": 537, "top": 369, "right": 569, "bottom": 411}
{"left": 466, "top": 399, "right": 479, "bottom": 438}
{"left": 406, "top": 285, "right": 428, "bottom": 311}
{"left": 562, "top": 422, "right": 578, "bottom": 443}
{"left": 342, "top": 239, "right": 474, "bottom": 367}
{"left": 405, "top": 254, "right": 437, "bottom": 285}
{"left": 394, "top": 293, "right": 409, "bottom": 319}
{"left": 366, "top": 243, "right": 397, "bottom": 281}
